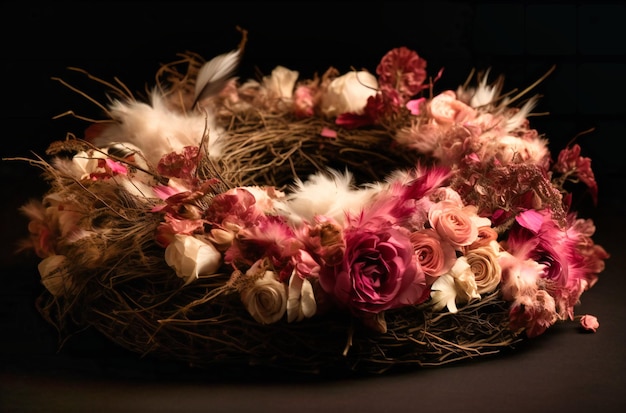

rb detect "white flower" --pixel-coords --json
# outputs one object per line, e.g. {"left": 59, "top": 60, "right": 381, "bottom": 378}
{"left": 320, "top": 70, "right": 378, "bottom": 117}
{"left": 71, "top": 149, "right": 108, "bottom": 180}
{"left": 38, "top": 254, "right": 73, "bottom": 297}
{"left": 164, "top": 234, "right": 222, "bottom": 285}
{"left": 287, "top": 273, "right": 317, "bottom": 322}
{"left": 430, "top": 257, "right": 480, "bottom": 313}
{"left": 263, "top": 65, "right": 299, "bottom": 99}
{"left": 241, "top": 266, "right": 288, "bottom": 324}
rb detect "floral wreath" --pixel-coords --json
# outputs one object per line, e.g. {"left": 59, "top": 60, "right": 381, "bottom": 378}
{"left": 11, "top": 34, "right": 609, "bottom": 374}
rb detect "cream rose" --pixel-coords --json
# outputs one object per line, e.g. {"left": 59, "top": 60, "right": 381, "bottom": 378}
{"left": 164, "top": 234, "right": 222, "bottom": 285}
{"left": 320, "top": 70, "right": 378, "bottom": 117}
{"left": 240, "top": 265, "right": 288, "bottom": 324}
{"left": 263, "top": 65, "right": 299, "bottom": 99}
{"left": 465, "top": 240, "right": 502, "bottom": 294}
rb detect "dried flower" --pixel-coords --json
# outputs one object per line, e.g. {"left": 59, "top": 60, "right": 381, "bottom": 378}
{"left": 579, "top": 314, "right": 599, "bottom": 333}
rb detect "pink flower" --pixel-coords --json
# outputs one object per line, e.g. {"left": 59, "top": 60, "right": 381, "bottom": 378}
{"left": 376, "top": 46, "right": 428, "bottom": 100}
{"left": 509, "top": 289, "right": 558, "bottom": 338}
{"left": 406, "top": 97, "right": 426, "bottom": 115}
{"left": 428, "top": 200, "right": 481, "bottom": 249}
{"left": 428, "top": 91, "right": 476, "bottom": 124}
{"left": 157, "top": 146, "right": 200, "bottom": 180}
{"left": 579, "top": 314, "right": 599, "bottom": 333}
{"left": 225, "top": 217, "right": 303, "bottom": 281}
{"left": 205, "top": 187, "right": 261, "bottom": 227}
{"left": 293, "top": 83, "right": 316, "bottom": 118}
{"left": 553, "top": 144, "right": 598, "bottom": 205}
{"left": 506, "top": 208, "right": 609, "bottom": 320}
{"left": 319, "top": 223, "right": 428, "bottom": 315}
{"left": 409, "top": 228, "right": 456, "bottom": 280}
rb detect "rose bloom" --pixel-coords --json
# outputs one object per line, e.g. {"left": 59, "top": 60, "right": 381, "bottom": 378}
{"left": 320, "top": 71, "right": 379, "bottom": 117}
{"left": 427, "top": 91, "right": 477, "bottom": 125}
{"left": 263, "top": 65, "right": 299, "bottom": 100}
{"left": 319, "top": 225, "right": 428, "bottom": 314}
{"left": 240, "top": 261, "right": 288, "bottom": 324}
{"left": 409, "top": 228, "right": 456, "bottom": 280}
{"left": 464, "top": 240, "right": 502, "bottom": 294}
{"left": 164, "top": 234, "right": 222, "bottom": 285}
{"left": 429, "top": 200, "right": 490, "bottom": 249}
{"left": 579, "top": 314, "right": 599, "bottom": 333}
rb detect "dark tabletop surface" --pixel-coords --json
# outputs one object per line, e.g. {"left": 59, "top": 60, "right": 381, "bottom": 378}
{"left": 2, "top": 2, "right": 624, "bottom": 412}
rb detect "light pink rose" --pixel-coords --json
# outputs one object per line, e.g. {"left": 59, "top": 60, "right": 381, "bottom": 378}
{"left": 428, "top": 91, "right": 476, "bottom": 124}
{"left": 428, "top": 200, "right": 480, "bottom": 249}
{"left": 580, "top": 314, "right": 599, "bottom": 332}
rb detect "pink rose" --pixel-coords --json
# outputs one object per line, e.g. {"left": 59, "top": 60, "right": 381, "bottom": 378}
{"left": 409, "top": 228, "right": 456, "bottom": 280}
{"left": 580, "top": 314, "right": 599, "bottom": 333}
{"left": 428, "top": 91, "right": 476, "bottom": 124}
{"left": 319, "top": 225, "right": 428, "bottom": 314}
{"left": 428, "top": 200, "right": 480, "bottom": 249}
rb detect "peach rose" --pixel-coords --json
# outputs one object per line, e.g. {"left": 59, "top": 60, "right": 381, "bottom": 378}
{"left": 409, "top": 228, "right": 456, "bottom": 279}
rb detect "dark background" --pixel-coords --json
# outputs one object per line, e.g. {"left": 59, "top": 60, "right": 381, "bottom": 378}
{"left": 1, "top": 2, "right": 624, "bottom": 412}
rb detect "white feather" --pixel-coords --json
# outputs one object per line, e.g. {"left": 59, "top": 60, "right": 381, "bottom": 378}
{"left": 194, "top": 49, "right": 241, "bottom": 105}
{"left": 468, "top": 69, "right": 498, "bottom": 108}
{"left": 504, "top": 95, "right": 538, "bottom": 132}
{"left": 278, "top": 169, "right": 377, "bottom": 226}
{"left": 92, "top": 90, "right": 225, "bottom": 168}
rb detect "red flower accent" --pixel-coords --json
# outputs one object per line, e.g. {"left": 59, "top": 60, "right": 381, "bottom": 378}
{"left": 376, "top": 47, "right": 428, "bottom": 100}
{"left": 554, "top": 144, "right": 598, "bottom": 205}
{"left": 157, "top": 146, "right": 200, "bottom": 180}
